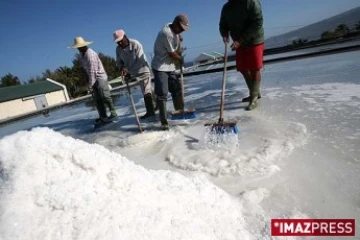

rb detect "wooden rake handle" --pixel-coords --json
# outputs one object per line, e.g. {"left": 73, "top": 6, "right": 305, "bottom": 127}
{"left": 123, "top": 74, "right": 143, "bottom": 133}
{"left": 219, "top": 42, "right": 228, "bottom": 124}
{"left": 180, "top": 63, "right": 185, "bottom": 112}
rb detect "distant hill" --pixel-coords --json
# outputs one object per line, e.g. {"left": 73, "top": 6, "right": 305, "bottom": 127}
{"left": 265, "top": 6, "right": 360, "bottom": 48}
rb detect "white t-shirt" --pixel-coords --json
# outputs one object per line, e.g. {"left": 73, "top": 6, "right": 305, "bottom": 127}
{"left": 151, "top": 23, "right": 180, "bottom": 72}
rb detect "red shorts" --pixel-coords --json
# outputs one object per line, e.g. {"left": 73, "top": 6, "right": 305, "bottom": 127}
{"left": 236, "top": 43, "right": 264, "bottom": 71}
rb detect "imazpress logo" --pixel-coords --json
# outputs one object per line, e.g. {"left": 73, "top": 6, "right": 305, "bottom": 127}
{"left": 271, "top": 219, "right": 355, "bottom": 236}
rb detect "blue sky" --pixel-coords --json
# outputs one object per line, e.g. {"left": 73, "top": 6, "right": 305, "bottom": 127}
{"left": 0, "top": 0, "right": 359, "bottom": 82}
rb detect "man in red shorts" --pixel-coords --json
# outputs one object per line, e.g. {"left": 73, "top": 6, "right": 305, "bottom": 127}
{"left": 219, "top": 0, "right": 264, "bottom": 110}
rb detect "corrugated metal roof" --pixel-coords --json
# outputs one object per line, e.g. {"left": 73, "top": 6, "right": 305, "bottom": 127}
{"left": 108, "top": 76, "right": 124, "bottom": 84}
{"left": 193, "top": 52, "right": 224, "bottom": 63}
{"left": 212, "top": 51, "right": 224, "bottom": 58}
{"left": 0, "top": 81, "right": 63, "bottom": 103}
{"left": 193, "top": 53, "right": 216, "bottom": 62}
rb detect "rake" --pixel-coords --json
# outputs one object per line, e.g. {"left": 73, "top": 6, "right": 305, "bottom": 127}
{"left": 204, "top": 42, "right": 238, "bottom": 134}
{"left": 124, "top": 74, "right": 143, "bottom": 133}
{"left": 171, "top": 48, "right": 196, "bottom": 120}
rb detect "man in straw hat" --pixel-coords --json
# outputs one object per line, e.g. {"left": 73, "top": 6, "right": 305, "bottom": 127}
{"left": 113, "top": 29, "right": 156, "bottom": 120}
{"left": 68, "top": 36, "right": 117, "bottom": 124}
{"left": 151, "top": 13, "right": 190, "bottom": 130}
{"left": 219, "top": 0, "right": 264, "bottom": 111}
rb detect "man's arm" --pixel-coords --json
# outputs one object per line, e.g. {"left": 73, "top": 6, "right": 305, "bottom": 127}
{"left": 84, "top": 50, "right": 98, "bottom": 89}
{"left": 115, "top": 47, "right": 127, "bottom": 76}
{"left": 219, "top": 5, "right": 230, "bottom": 43}
{"left": 176, "top": 34, "right": 183, "bottom": 54}
{"left": 134, "top": 41, "right": 146, "bottom": 60}
{"left": 163, "top": 34, "right": 183, "bottom": 63}
{"left": 115, "top": 47, "right": 124, "bottom": 70}
{"left": 134, "top": 41, "right": 151, "bottom": 70}
{"left": 168, "top": 52, "right": 183, "bottom": 65}
{"left": 240, "top": 0, "right": 263, "bottom": 42}
{"left": 168, "top": 51, "right": 183, "bottom": 63}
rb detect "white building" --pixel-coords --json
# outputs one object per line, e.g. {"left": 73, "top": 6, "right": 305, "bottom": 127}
{"left": 193, "top": 51, "right": 224, "bottom": 66}
{"left": 0, "top": 78, "right": 69, "bottom": 121}
{"left": 108, "top": 76, "right": 124, "bottom": 88}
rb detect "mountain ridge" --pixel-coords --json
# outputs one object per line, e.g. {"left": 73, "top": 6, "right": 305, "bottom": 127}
{"left": 265, "top": 6, "right": 360, "bottom": 48}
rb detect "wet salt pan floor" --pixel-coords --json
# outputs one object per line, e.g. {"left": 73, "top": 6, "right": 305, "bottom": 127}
{"left": 1, "top": 51, "right": 360, "bottom": 239}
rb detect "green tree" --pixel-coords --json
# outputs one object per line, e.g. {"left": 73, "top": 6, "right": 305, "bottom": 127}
{"left": 42, "top": 69, "right": 55, "bottom": 79}
{"left": 53, "top": 66, "right": 78, "bottom": 97}
{"left": 335, "top": 24, "right": 350, "bottom": 35}
{"left": 321, "top": 30, "right": 342, "bottom": 40}
{"left": 71, "top": 54, "right": 91, "bottom": 97}
{"left": 0, "top": 73, "right": 21, "bottom": 87}
{"left": 71, "top": 53, "right": 88, "bottom": 87}
{"left": 355, "top": 21, "right": 360, "bottom": 31}
{"left": 321, "top": 31, "right": 332, "bottom": 40}
{"left": 291, "top": 38, "right": 308, "bottom": 46}
{"left": 98, "top": 53, "right": 120, "bottom": 80}
{"left": 28, "top": 75, "right": 45, "bottom": 83}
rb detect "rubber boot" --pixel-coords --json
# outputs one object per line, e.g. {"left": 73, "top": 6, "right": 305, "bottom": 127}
{"left": 105, "top": 99, "right": 117, "bottom": 118}
{"left": 140, "top": 94, "right": 156, "bottom": 119}
{"left": 242, "top": 79, "right": 261, "bottom": 102}
{"left": 242, "top": 93, "right": 261, "bottom": 102}
{"left": 152, "top": 92, "right": 158, "bottom": 112}
{"left": 94, "top": 101, "right": 111, "bottom": 124}
{"left": 96, "top": 99, "right": 108, "bottom": 119}
{"left": 242, "top": 94, "right": 261, "bottom": 102}
{"left": 246, "top": 80, "right": 261, "bottom": 111}
{"left": 172, "top": 94, "right": 184, "bottom": 111}
{"left": 157, "top": 100, "right": 169, "bottom": 130}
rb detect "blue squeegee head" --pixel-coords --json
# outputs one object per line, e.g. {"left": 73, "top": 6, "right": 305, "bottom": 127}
{"left": 170, "top": 112, "right": 197, "bottom": 120}
{"left": 211, "top": 125, "right": 239, "bottom": 134}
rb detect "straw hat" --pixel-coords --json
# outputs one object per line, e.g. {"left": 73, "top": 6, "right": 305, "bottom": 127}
{"left": 68, "top": 36, "right": 93, "bottom": 49}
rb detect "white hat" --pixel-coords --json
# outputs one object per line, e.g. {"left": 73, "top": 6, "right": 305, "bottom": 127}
{"left": 68, "top": 36, "right": 93, "bottom": 49}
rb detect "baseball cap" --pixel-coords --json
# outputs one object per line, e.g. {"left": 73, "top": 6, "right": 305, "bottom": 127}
{"left": 113, "top": 29, "right": 125, "bottom": 42}
{"left": 173, "top": 14, "right": 190, "bottom": 31}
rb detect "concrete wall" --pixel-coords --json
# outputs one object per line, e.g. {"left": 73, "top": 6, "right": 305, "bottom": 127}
{"left": 0, "top": 98, "right": 36, "bottom": 120}
{"left": 0, "top": 90, "right": 67, "bottom": 121}
{"left": 45, "top": 90, "right": 67, "bottom": 106}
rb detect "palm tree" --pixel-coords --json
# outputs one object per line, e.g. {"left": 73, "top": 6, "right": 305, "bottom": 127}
{"left": 57, "top": 66, "right": 73, "bottom": 77}
{"left": 98, "top": 53, "right": 120, "bottom": 80}
{"left": 42, "top": 69, "right": 54, "bottom": 79}
{"left": 72, "top": 54, "right": 87, "bottom": 81}
{"left": 28, "top": 75, "right": 45, "bottom": 83}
